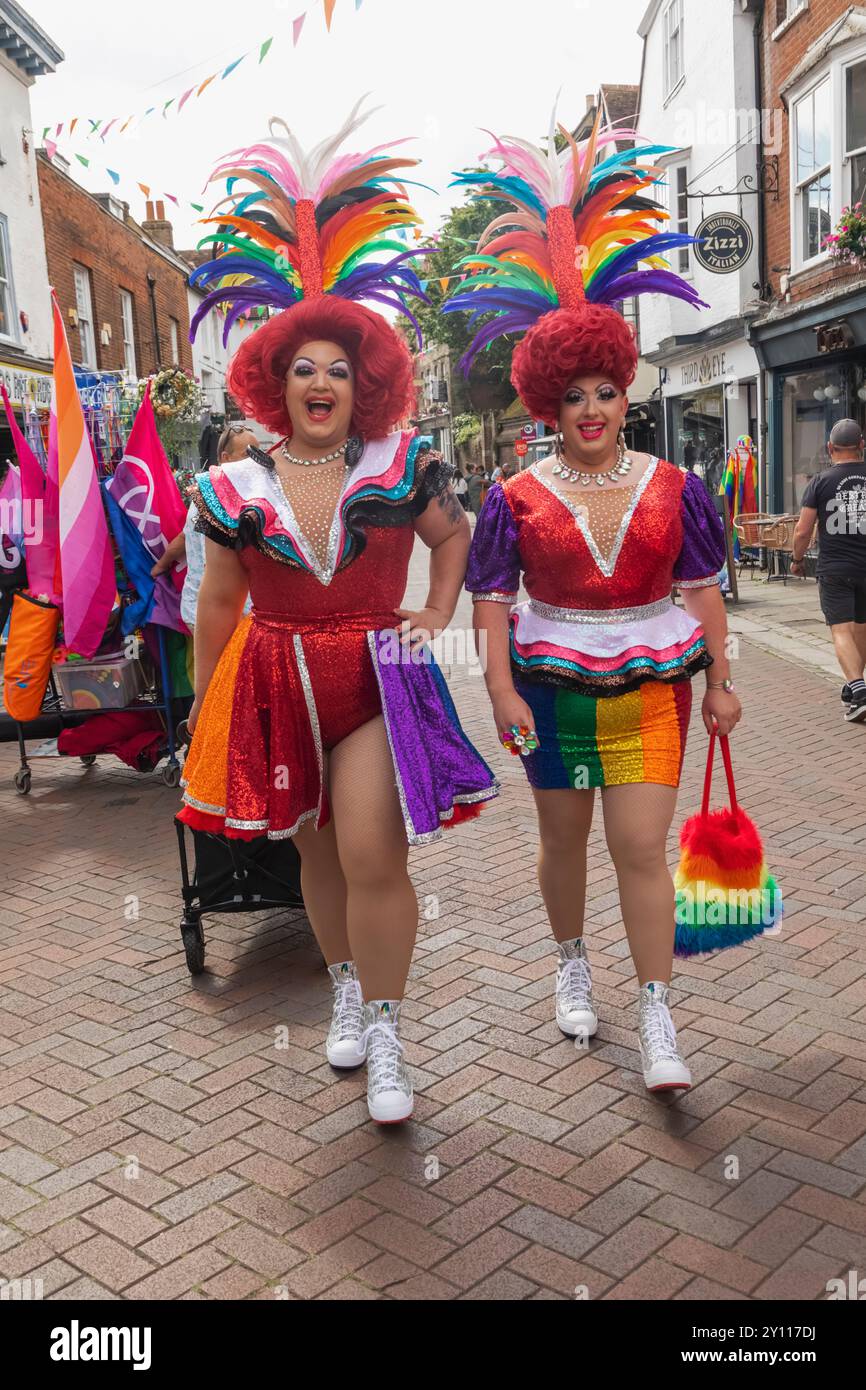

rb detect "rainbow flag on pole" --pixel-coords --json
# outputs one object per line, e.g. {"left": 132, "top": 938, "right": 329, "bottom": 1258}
{"left": 50, "top": 291, "right": 117, "bottom": 657}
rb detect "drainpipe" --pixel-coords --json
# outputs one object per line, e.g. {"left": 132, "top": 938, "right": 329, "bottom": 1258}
{"left": 146, "top": 272, "right": 161, "bottom": 369}
{"left": 752, "top": 2, "right": 772, "bottom": 508}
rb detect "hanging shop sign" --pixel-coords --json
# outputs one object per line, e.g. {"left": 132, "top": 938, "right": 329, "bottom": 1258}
{"left": 694, "top": 213, "right": 754, "bottom": 274}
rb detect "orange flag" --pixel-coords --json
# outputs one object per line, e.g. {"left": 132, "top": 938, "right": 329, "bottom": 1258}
{"left": 324, "top": 0, "right": 337, "bottom": 29}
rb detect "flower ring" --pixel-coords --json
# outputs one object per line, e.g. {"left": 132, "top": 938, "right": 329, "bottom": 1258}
{"left": 501, "top": 724, "right": 539, "bottom": 757}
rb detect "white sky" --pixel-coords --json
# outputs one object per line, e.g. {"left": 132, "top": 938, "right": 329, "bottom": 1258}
{"left": 26, "top": 0, "right": 649, "bottom": 250}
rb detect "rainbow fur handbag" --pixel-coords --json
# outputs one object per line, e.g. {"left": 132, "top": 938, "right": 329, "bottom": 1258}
{"left": 674, "top": 729, "right": 782, "bottom": 957}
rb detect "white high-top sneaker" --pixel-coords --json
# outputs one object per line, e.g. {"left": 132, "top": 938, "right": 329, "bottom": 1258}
{"left": 361, "top": 1000, "right": 413, "bottom": 1124}
{"left": 555, "top": 937, "right": 599, "bottom": 1041}
{"left": 325, "top": 962, "right": 367, "bottom": 1069}
{"left": 638, "top": 981, "right": 691, "bottom": 1092}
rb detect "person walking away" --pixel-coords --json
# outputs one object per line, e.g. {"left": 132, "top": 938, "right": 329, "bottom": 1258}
{"left": 467, "top": 464, "right": 485, "bottom": 516}
{"left": 792, "top": 419, "right": 866, "bottom": 724}
{"left": 452, "top": 468, "right": 470, "bottom": 511}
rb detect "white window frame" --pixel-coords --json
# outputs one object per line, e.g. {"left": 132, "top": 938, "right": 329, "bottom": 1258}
{"left": 0, "top": 214, "right": 18, "bottom": 344}
{"left": 169, "top": 316, "right": 180, "bottom": 364}
{"left": 773, "top": 0, "right": 807, "bottom": 40}
{"left": 844, "top": 55, "right": 866, "bottom": 208}
{"left": 672, "top": 163, "right": 691, "bottom": 275}
{"left": 662, "top": 0, "right": 685, "bottom": 101}
{"left": 120, "top": 289, "right": 137, "bottom": 380}
{"left": 73, "top": 264, "right": 96, "bottom": 369}
{"left": 788, "top": 39, "right": 866, "bottom": 274}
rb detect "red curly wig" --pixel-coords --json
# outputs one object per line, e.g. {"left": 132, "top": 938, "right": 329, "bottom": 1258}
{"left": 511, "top": 304, "right": 638, "bottom": 428}
{"left": 227, "top": 297, "right": 416, "bottom": 440}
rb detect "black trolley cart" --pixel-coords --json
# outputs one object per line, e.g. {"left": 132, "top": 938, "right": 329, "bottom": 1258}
{"left": 174, "top": 819, "right": 304, "bottom": 974}
{"left": 6, "top": 624, "right": 183, "bottom": 796}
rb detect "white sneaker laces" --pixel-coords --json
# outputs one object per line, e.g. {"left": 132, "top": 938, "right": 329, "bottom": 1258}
{"left": 642, "top": 1000, "right": 680, "bottom": 1061}
{"left": 332, "top": 976, "right": 364, "bottom": 1040}
{"left": 558, "top": 956, "right": 593, "bottom": 1011}
{"left": 362, "top": 1020, "right": 408, "bottom": 1092}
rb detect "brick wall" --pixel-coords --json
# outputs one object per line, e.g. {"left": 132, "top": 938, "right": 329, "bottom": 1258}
{"left": 761, "top": 0, "right": 864, "bottom": 303}
{"left": 36, "top": 154, "right": 193, "bottom": 376}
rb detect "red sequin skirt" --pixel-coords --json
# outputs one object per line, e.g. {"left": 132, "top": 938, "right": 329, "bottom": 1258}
{"left": 179, "top": 611, "right": 389, "bottom": 839}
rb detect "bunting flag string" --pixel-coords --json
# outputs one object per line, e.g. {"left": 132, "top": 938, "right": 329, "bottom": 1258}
{"left": 39, "top": 1, "right": 366, "bottom": 144}
{"left": 42, "top": 140, "right": 207, "bottom": 216}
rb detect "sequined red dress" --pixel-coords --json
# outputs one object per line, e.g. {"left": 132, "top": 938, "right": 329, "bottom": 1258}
{"left": 466, "top": 457, "right": 727, "bottom": 789}
{"left": 179, "top": 430, "right": 498, "bottom": 841}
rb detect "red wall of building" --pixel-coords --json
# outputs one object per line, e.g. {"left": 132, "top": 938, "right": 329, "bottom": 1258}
{"left": 36, "top": 155, "right": 193, "bottom": 377}
{"left": 761, "top": 0, "right": 864, "bottom": 305}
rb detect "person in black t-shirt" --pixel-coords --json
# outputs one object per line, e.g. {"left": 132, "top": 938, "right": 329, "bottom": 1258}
{"left": 792, "top": 418, "right": 866, "bottom": 723}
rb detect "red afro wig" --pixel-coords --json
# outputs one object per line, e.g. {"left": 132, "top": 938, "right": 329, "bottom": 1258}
{"left": 226, "top": 297, "right": 416, "bottom": 440}
{"left": 511, "top": 304, "right": 638, "bottom": 428}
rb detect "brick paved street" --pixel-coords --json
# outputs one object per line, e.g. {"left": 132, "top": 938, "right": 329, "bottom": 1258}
{"left": 1, "top": 541, "right": 865, "bottom": 1302}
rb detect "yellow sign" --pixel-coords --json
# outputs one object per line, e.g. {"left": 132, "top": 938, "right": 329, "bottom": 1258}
{"left": 0, "top": 361, "right": 52, "bottom": 411}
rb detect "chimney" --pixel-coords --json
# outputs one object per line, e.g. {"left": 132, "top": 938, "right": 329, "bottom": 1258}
{"left": 586, "top": 92, "right": 595, "bottom": 111}
{"left": 142, "top": 198, "right": 175, "bottom": 250}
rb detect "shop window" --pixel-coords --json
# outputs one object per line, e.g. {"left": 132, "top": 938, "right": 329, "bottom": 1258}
{"left": 0, "top": 215, "right": 17, "bottom": 342}
{"left": 779, "top": 364, "right": 860, "bottom": 511}
{"left": 169, "top": 317, "right": 180, "bottom": 364}
{"left": 794, "top": 78, "right": 832, "bottom": 264}
{"left": 670, "top": 387, "right": 726, "bottom": 493}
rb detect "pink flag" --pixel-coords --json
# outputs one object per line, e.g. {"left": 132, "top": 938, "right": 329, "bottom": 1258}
{"left": 51, "top": 291, "right": 117, "bottom": 656}
{"left": 0, "top": 384, "right": 59, "bottom": 601}
{"left": 293, "top": 12, "right": 306, "bottom": 45}
{"left": 0, "top": 461, "right": 22, "bottom": 575}
{"left": 105, "top": 382, "right": 187, "bottom": 590}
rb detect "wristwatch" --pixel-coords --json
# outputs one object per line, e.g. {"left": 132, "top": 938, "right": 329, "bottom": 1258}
{"left": 708, "top": 678, "right": 736, "bottom": 693}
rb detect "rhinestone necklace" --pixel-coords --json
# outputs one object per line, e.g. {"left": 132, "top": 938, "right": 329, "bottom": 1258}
{"left": 552, "top": 438, "right": 633, "bottom": 487}
{"left": 281, "top": 439, "right": 349, "bottom": 466}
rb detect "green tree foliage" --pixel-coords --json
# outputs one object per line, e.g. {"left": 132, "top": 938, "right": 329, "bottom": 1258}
{"left": 415, "top": 190, "right": 518, "bottom": 416}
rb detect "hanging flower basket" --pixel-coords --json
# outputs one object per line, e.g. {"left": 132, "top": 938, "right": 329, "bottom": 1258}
{"left": 823, "top": 203, "right": 866, "bottom": 267}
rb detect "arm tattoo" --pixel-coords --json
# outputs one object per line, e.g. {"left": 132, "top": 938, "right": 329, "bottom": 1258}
{"left": 437, "top": 483, "right": 465, "bottom": 525}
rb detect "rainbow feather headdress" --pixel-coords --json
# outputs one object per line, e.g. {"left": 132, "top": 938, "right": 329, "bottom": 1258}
{"left": 189, "top": 97, "right": 431, "bottom": 346}
{"left": 443, "top": 107, "right": 709, "bottom": 371}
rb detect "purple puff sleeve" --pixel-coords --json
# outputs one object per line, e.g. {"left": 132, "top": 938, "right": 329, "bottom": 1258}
{"left": 673, "top": 471, "right": 727, "bottom": 588}
{"left": 465, "top": 483, "right": 521, "bottom": 603}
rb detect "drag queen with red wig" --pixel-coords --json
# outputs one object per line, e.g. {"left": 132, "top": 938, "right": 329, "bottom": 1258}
{"left": 448, "top": 113, "right": 740, "bottom": 1093}
{"left": 179, "top": 103, "right": 497, "bottom": 1123}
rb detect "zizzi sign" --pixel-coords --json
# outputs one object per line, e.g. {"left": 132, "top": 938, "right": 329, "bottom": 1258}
{"left": 681, "top": 351, "right": 729, "bottom": 388}
{"left": 694, "top": 213, "right": 754, "bottom": 274}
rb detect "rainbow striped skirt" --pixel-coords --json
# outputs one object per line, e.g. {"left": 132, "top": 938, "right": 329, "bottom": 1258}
{"left": 514, "top": 676, "right": 692, "bottom": 790}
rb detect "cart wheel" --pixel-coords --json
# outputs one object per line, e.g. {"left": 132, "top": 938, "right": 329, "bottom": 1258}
{"left": 162, "top": 763, "right": 182, "bottom": 788}
{"left": 181, "top": 917, "right": 205, "bottom": 975}
{"left": 14, "top": 768, "right": 31, "bottom": 796}
{"left": 80, "top": 755, "right": 97, "bottom": 767}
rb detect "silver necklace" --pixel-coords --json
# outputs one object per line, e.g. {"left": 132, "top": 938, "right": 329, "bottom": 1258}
{"left": 281, "top": 439, "right": 348, "bottom": 466}
{"left": 553, "top": 437, "right": 632, "bottom": 486}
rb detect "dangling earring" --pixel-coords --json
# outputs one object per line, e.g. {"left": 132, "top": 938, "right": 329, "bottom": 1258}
{"left": 617, "top": 427, "right": 628, "bottom": 465}
{"left": 554, "top": 432, "right": 564, "bottom": 462}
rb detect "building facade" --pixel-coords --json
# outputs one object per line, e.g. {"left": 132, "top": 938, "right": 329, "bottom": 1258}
{"left": 413, "top": 340, "right": 454, "bottom": 463}
{"left": 0, "top": 0, "right": 62, "bottom": 456}
{"left": 750, "top": 0, "right": 866, "bottom": 511}
{"left": 181, "top": 247, "right": 260, "bottom": 424}
{"left": 637, "top": 0, "right": 767, "bottom": 496}
{"left": 36, "top": 165, "right": 194, "bottom": 380}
